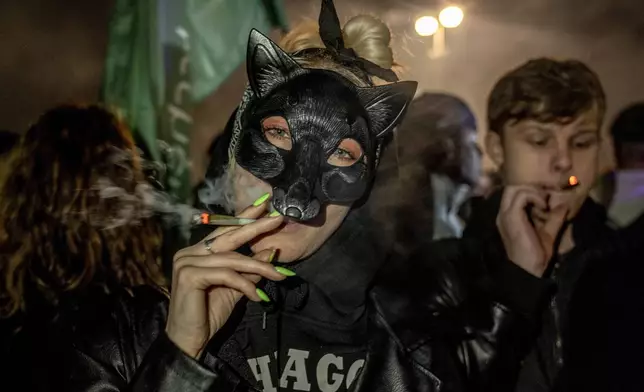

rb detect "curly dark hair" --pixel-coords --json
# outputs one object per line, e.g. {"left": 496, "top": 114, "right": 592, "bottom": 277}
{"left": 0, "top": 104, "right": 166, "bottom": 318}
{"left": 487, "top": 58, "right": 606, "bottom": 135}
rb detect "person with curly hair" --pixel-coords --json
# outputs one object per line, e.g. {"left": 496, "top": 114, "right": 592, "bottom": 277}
{"left": 0, "top": 104, "right": 166, "bottom": 390}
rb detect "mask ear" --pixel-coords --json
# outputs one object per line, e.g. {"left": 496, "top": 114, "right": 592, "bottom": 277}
{"left": 356, "top": 81, "right": 418, "bottom": 138}
{"left": 247, "top": 29, "right": 305, "bottom": 98}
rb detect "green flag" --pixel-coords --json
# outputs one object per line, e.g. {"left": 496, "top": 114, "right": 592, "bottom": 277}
{"left": 186, "top": 0, "right": 289, "bottom": 102}
{"left": 101, "top": 0, "right": 288, "bottom": 202}
{"left": 102, "top": 0, "right": 163, "bottom": 162}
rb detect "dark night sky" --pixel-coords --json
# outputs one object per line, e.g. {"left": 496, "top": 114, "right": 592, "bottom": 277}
{"left": 0, "top": 0, "right": 113, "bottom": 132}
{"left": 1, "top": 0, "right": 643, "bottom": 175}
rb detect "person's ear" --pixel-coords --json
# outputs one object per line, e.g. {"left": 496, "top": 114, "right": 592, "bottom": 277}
{"left": 485, "top": 131, "right": 504, "bottom": 167}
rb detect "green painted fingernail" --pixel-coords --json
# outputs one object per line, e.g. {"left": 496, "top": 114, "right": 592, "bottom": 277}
{"left": 268, "top": 249, "right": 277, "bottom": 263}
{"left": 275, "top": 266, "right": 296, "bottom": 277}
{"left": 269, "top": 210, "right": 281, "bottom": 217}
{"left": 253, "top": 193, "right": 270, "bottom": 207}
{"left": 256, "top": 288, "right": 271, "bottom": 302}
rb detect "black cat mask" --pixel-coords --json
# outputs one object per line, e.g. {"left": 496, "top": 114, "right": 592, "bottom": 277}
{"left": 228, "top": 30, "right": 417, "bottom": 221}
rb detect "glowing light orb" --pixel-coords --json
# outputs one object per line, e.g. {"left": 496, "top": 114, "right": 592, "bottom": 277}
{"left": 415, "top": 16, "right": 439, "bottom": 36}
{"left": 439, "top": 6, "right": 464, "bottom": 28}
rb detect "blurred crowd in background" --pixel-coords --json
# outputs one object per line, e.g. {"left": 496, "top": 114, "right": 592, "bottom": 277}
{"left": 1, "top": 1, "right": 644, "bottom": 391}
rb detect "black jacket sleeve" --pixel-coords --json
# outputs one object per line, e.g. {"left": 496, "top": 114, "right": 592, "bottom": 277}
{"left": 371, "top": 237, "right": 550, "bottom": 392}
{"left": 59, "top": 287, "right": 246, "bottom": 392}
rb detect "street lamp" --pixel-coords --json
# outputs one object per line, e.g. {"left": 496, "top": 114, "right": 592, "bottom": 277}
{"left": 438, "top": 6, "right": 464, "bottom": 29}
{"left": 414, "top": 5, "right": 464, "bottom": 58}
{"left": 414, "top": 16, "right": 439, "bottom": 37}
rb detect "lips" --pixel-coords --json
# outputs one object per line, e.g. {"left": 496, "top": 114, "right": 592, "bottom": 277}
{"left": 279, "top": 219, "right": 301, "bottom": 233}
{"left": 261, "top": 212, "right": 301, "bottom": 233}
{"left": 538, "top": 178, "right": 580, "bottom": 191}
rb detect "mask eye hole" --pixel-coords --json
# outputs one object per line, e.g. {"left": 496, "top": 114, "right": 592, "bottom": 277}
{"left": 328, "top": 138, "right": 364, "bottom": 167}
{"left": 262, "top": 116, "right": 292, "bottom": 151}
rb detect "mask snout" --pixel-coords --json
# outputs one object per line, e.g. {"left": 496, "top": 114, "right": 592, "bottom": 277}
{"left": 272, "top": 183, "right": 321, "bottom": 221}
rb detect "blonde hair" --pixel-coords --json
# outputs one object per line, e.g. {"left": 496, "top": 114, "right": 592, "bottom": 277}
{"left": 279, "top": 15, "right": 400, "bottom": 86}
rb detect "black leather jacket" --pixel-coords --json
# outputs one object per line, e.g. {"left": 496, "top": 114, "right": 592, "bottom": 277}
{"left": 463, "top": 192, "right": 615, "bottom": 391}
{"left": 53, "top": 237, "right": 547, "bottom": 392}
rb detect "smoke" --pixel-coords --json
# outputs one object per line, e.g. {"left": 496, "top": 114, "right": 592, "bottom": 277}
{"left": 94, "top": 178, "right": 198, "bottom": 230}
{"left": 86, "top": 147, "right": 277, "bottom": 237}
{"left": 197, "top": 169, "right": 236, "bottom": 214}
{"left": 196, "top": 159, "right": 275, "bottom": 214}
{"left": 87, "top": 147, "right": 236, "bottom": 234}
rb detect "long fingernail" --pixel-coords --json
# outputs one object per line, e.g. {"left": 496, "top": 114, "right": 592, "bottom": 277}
{"left": 253, "top": 193, "right": 270, "bottom": 207}
{"left": 256, "top": 288, "right": 271, "bottom": 302}
{"left": 268, "top": 249, "right": 277, "bottom": 263}
{"left": 275, "top": 266, "right": 296, "bottom": 277}
{"left": 269, "top": 210, "right": 281, "bottom": 217}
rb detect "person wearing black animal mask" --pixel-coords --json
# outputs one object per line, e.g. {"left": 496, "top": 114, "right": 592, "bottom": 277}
{"left": 56, "top": 2, "right": 545, "bottom": 391}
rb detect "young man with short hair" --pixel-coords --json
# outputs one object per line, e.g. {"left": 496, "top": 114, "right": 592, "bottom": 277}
{"left": 464, "top": 58, "right": 613, "bottom": 391}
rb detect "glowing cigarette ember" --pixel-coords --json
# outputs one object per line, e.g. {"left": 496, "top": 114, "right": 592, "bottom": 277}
{"left": 569, "top": 176, "right": 578, "bottom": 186}
{"left": 562, "top": 176, "right": 580, "bottom": 190}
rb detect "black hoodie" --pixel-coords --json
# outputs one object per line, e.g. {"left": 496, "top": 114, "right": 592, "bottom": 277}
{"left": 187, "top": 110, "right": 391, "bottom": 391}
{"left": 193, "top": 207, "right": 387, "bottom": 392}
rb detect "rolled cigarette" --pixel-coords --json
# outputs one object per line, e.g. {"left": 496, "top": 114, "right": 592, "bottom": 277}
{"left": 192, "top": 212, "right": 256, "bottom": 226}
